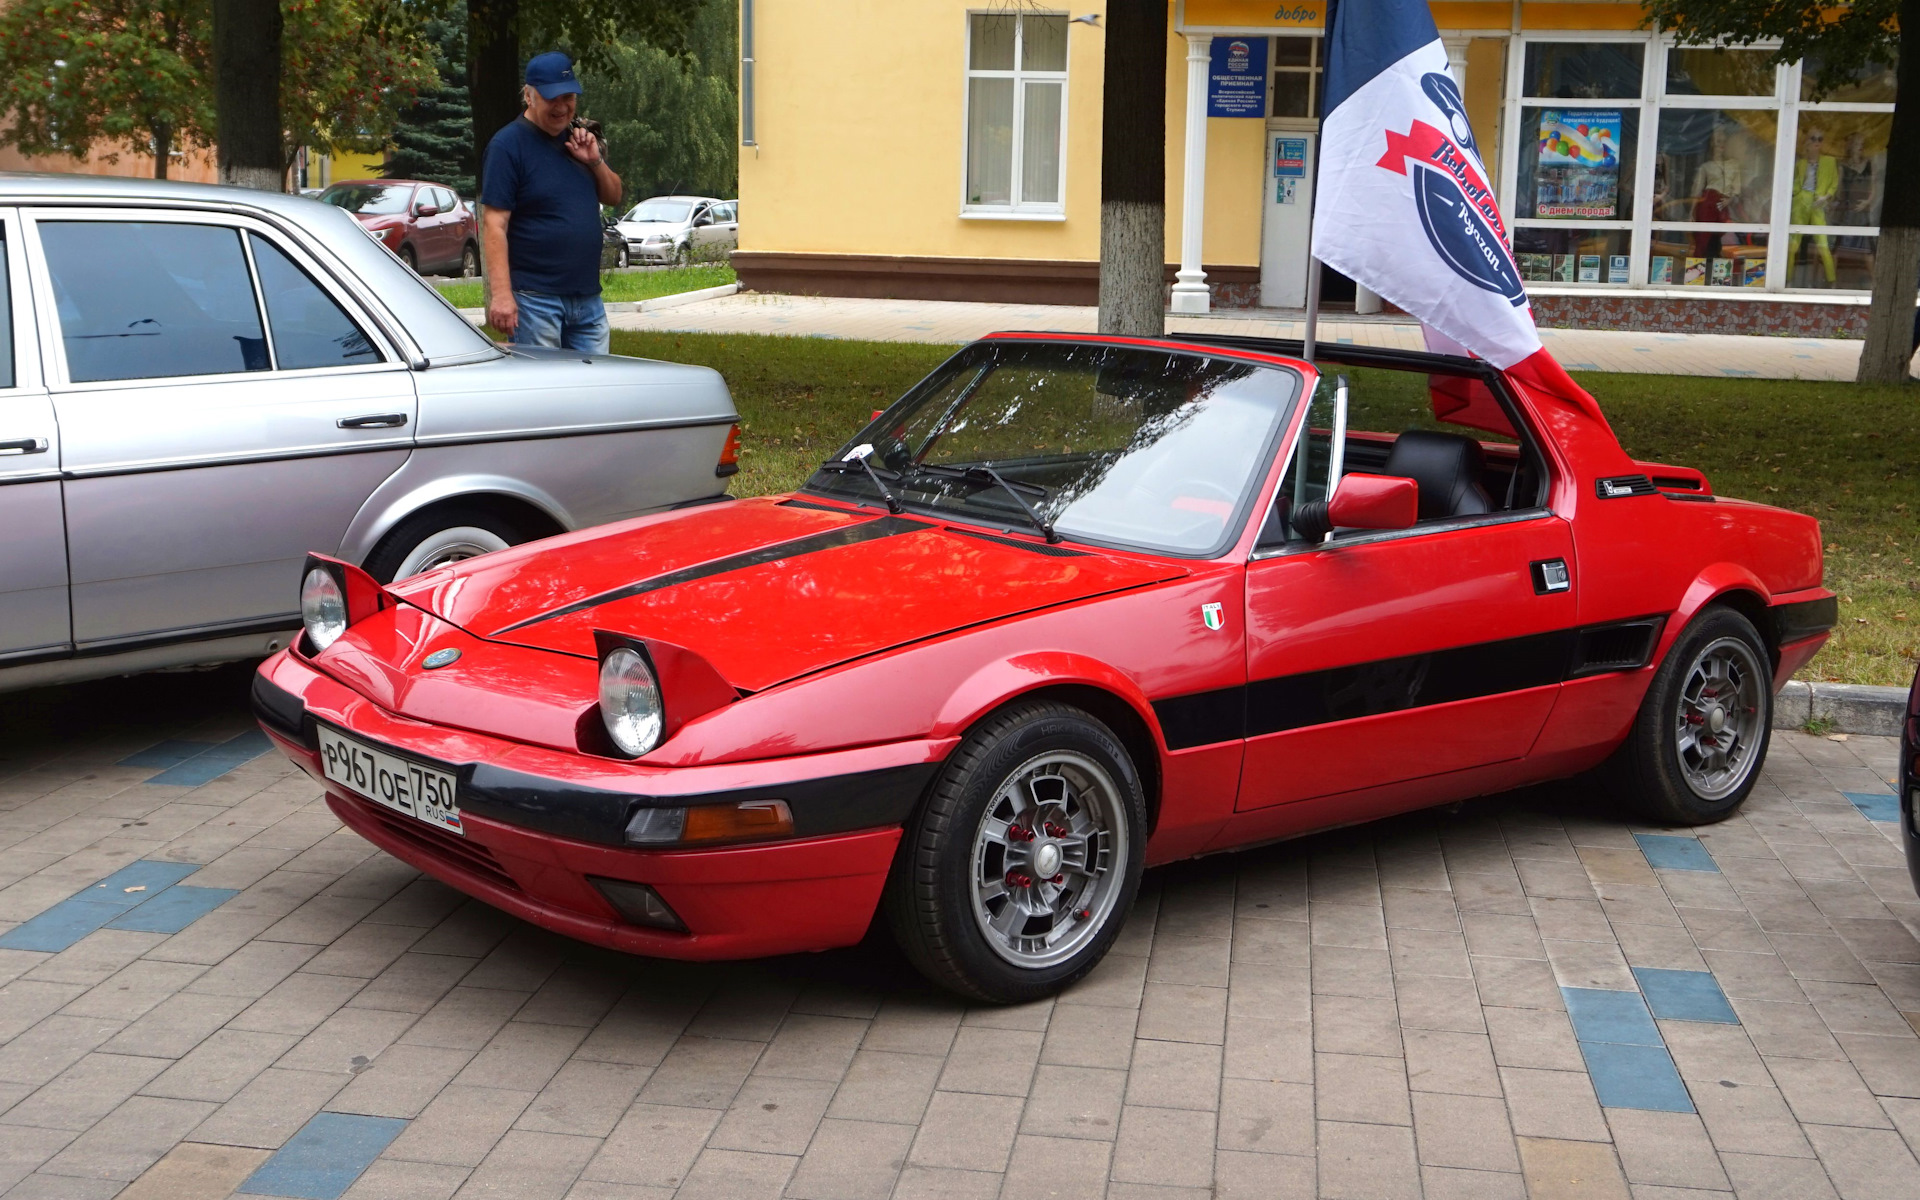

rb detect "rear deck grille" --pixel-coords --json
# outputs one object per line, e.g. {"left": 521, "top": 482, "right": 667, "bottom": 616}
{"left": 346, "top": 794, "right": 522, "bottom": 894}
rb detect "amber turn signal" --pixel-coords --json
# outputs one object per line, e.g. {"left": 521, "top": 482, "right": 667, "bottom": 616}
{"left": 623, "top": 799, "right": 794, "bottom": 846}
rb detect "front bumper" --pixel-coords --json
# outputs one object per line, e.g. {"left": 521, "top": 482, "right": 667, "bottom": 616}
{"left": 630, "top": 241, "right": 678, "bottom": 262}
{"left": 254, "top": 650, "right": 946, "bottom": 959}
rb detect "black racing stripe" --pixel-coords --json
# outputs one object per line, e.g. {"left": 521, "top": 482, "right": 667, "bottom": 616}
{"left": 1771, "top": 596, "right": 1839, "bottom": 644}
{"left": 495, "top": 515, "right": 933, "bottom": 634}
{"left": 1152, "top": 620, "right": 1670, "bottom": 752}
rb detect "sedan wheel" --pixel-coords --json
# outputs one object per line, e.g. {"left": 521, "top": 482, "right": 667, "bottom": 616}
{"left": 886, "top": 701, "right": 1146, "bottom": 1003}
{"left": 363, "top": 507, "right": 525, "bottom": 583}
{"left": 461, "top": 243, "right": 480, "bottom": 277}
{"left": 1602, "top": 606, "right": 1772, "bottom": 825}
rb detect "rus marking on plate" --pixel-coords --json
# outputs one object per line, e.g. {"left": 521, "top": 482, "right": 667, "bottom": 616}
{"left": 1201, "top": 602, "right": 1225, "bottom": 631}
{"left": 423, "top": 648, "right": 462, "bottom": 669}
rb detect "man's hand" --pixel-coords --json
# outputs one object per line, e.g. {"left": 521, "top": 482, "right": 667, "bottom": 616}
{"left": 487, "top": 290, "right": 518, "bottom": 338}
{"left": 565, "top": 125, "right": 600, "bottom": 166}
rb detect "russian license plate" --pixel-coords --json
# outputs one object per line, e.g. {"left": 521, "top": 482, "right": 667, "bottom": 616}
{"left": 318, "top": 725, "right": 463, "bottom": 835}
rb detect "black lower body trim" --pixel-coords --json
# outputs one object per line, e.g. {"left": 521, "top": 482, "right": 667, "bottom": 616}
{"left": 1152, "top": 617, "right": 1666, "bottom": 752}
{"left": 250, "top": 672, "right": 314, "bottom": 747}
{"left": 1771, "top": 595, "right": 1839, "bottom": 645}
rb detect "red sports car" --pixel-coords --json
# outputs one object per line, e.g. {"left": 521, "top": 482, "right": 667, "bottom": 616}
{"left": 254, "top": 333, "right": 1834, "bottom": 1002}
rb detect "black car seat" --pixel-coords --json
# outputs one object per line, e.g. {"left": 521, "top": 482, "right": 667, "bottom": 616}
{"left": 1381, "top": 430, "right": 1494, "bottom": 520}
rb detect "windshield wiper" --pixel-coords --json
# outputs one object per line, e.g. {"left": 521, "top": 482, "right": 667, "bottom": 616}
{"left": 815, "top": 445, "right": 903, "bottom": 513}
{"left": 908, "top": 463, "right": 1060, "bottom": 544}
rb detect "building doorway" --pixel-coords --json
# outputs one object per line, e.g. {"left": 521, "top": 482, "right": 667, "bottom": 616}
{"left": 1258, "top": 35, "right": 1356, "bottom": 308}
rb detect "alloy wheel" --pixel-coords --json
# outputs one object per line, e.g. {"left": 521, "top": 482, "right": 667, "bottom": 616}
{"left": 1673, "top": 635, "right": 1766, "bottom": 801}
{"left": 969, "top": 750, "right": 1128, "bottom": 968}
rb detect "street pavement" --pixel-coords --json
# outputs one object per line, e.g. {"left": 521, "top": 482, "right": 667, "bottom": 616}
{"left": 0, "top": 666, "right": 1916, "bottom": 1199}
{"left": 603, "top": 292, "right": 1920, "bottom": 382}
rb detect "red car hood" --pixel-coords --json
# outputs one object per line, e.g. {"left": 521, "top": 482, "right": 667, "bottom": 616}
{"left": 392, "top": 497, "right": 1187, "bottom": 693}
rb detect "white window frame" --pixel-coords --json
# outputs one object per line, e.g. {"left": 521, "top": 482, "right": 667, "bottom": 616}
{"left": 1499, "top": 33, "right": 1896, "bottom": 296}
{"left": 960, "top": 9, "right": 1070, "bottom": 220}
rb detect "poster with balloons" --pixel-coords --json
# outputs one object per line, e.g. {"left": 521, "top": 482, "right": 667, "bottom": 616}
{"left": 1535, "top": 110, "right": 1622, "bottom": 219}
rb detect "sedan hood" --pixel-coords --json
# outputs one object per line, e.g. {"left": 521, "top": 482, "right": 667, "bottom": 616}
{"left": 392, "top": 497, "right": 1187, "bottom": 693}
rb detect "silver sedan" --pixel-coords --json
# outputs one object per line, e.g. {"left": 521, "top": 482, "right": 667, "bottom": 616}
{"left": 0, "top": 174, "right": 739, "bottom": 692}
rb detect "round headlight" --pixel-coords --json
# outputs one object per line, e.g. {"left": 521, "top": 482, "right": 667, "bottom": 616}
{"left": 300, "top": 568, "right": 347, "bottom": 652}
{"left": 600, "top": 647, "right": 664, "bottom": 757}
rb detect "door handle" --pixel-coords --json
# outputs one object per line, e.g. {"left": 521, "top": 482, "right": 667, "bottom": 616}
{"left": 337, "top": 413, "right": 408, "bottom": 429}
{"left": 0, "top": 437, "right": 49, "bottom": 455}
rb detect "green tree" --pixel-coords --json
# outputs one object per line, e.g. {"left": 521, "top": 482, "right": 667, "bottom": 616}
{"left": 1643, "top": 0, "right": 1916, "bottom": 384}
{"left": 384, "top": 3, "right": 474, "bottom": 193}
{"left": 282, "top": 0, "right": 440, "bottom": 172}
{"left": 578, "top": 1, "right": 736, "bottom": 206}
{"left": 466, "top": 0, "right": 705, "bottom": 190}
{"left": 0, "top": 0, "right": 213, "bottom": 179}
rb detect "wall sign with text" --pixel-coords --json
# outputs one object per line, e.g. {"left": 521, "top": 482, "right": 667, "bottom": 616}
{"left": 1208, "top": 37, "right": 1269, "bottom": 117}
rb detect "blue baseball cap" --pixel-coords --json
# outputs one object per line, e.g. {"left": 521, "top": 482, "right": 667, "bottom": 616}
{"left": 526, "top": 51, "right": 582, "bottom": 100}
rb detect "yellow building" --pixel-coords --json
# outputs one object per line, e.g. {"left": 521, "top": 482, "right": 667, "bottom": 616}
{"left": 734, "top": 1, "right": 1898, "bottom": 335}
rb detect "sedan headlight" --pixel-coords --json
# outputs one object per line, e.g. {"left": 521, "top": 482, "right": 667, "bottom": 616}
{"left": 300, "top": 567, "right": 348, "bottom": 652}
{"left": 600, "top": 647, "right": 664, "bottom": 757}
{"left": 643, "top": 234, "right": 669, "bottom": 245}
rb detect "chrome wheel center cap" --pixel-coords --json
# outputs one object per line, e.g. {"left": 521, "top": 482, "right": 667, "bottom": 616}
{"left": 1033, "top": 842, "right": 1062, "bottom": 878}
{"left": 1707, "top": 706, "right": 1727, "bottom": 733}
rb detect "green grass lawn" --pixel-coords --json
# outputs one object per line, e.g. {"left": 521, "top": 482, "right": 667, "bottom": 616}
{"left": 435, "top": 263, "right": 735, "bottom": 310}
{"left": 611, "top": 330, "right": 1920, "bottom": 687}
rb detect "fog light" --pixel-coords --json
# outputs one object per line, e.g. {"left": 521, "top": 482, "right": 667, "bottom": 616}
{"left": 589, "top": 877, "right": 686, "bottom": 932}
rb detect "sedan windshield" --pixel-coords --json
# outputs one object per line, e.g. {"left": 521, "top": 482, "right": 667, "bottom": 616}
{"left": 623, "top": 200, "right": 694, "bottom": 223}
{"left": 319, "top": 184, "right": 413, "bottom": 215}
{"left": 808, "top": 341, "right": 1300, "bottom": 557}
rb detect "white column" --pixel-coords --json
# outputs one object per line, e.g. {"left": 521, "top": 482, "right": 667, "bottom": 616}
{"left": 1171, "top": 34, "right": 1212, "bottom": 315}
{"left": 1442, "top": 37, "right": 1470, "bottom": 88}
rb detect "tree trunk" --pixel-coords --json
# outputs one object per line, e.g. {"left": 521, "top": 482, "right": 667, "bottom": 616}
{"left": 212, "top": 0, "right": 284, "bottom": 191}
{"left": 1855, "top": 0, "right": 1920, "bottom": 384}
{"left": 151, "top": 123, "right": 171, "bottom": 180}
{"left": 1098, "top": 0, "right": 1167, "bottom": 336}
{"left": 469, "top": 0, "right": 522, "bottom": 196}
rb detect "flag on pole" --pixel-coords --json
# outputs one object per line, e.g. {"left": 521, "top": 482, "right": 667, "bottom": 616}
{"left": 1311, "top": 0, "right": 1607, "bottom": 424}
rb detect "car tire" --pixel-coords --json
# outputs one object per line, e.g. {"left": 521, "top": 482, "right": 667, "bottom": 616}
{"left": 460, "top": 242, "right": 480, "bottom": 277}
{"left": 363, "top": 506, "right": 525, "bottom": 584}
{"left": 884, "top": 701, "right": 1147, "bottom": 1004}
{"left": 399, "top": 244, "right": 418, "bottom": 273}
{"left": 671, "top": 242, "right": 690, "bottom": 268}
{"left": 1601, "top": 605, "right": 1773, "bottom": 825}
{"left": 616, "top": 244, "right": 630, "bottom": 268}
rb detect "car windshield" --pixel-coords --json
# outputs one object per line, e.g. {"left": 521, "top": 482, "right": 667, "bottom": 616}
{"left": 807, "top": 341, "right": 1301, "bottom": 557}
{"left": 624, "top": 200, "right": 694, "bottom": 223}
{"left": 319, "top": 184, "right": 413, "bottom": 215}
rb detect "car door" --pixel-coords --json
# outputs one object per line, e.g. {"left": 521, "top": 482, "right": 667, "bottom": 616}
{"left": 1236, "top": 375, "right": 1577, "bottom": 810}
{"left": 425, "top": 187, "right": 461, "bottom": 270}
{"left": 0, "top": 207, "right": 70, "bottom": 663}
{"left": 715, "top": 202, "right": 739, "bottom": 251}
{"left": 687, "top": 203, "right": 716, "bottom": 256}
{"left": 26, "top": 208, "right": 417, "bottom": 649}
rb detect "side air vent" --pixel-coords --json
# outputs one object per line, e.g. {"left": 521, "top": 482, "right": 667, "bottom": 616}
{"left": 1570, "top": 617, "right": 1665, "bottom": 678}
{"left": 950, "top": 529, "right": 1089, "bottom": 557}
{"left": 1595, "top": 475, "right": 1660, "bottom": 499}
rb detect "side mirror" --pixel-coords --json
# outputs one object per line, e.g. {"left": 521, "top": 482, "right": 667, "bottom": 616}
{"left": 1291, "top": 473, "right": 1418, "bottom": 541}
{"left": 414, "top": 204, "right": 439, "bottom": 218}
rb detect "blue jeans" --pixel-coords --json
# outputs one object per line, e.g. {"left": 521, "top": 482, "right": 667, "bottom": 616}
{"left": 510, "top": 291, "right": 608, "bottom": 355}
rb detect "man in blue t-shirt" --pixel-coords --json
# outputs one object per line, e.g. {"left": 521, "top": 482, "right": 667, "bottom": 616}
{"left": 480, "top": 51, "right": 623, "bottom": 353}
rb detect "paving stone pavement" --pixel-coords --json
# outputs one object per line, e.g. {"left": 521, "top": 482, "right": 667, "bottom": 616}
{"left": 1, "top": 667, "right": 1917, "bottom": 1200}
{"left": 600, "top": 291, "right": 1920, "bottom": 382}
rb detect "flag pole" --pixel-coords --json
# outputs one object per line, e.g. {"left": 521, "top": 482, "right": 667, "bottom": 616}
{"left": 1300, "top": 0, "right": 1339, "bottom": 364}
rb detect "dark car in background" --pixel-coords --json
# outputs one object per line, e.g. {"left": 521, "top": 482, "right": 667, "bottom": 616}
{"left": 1902, "top": 665, "right": 1919, "bottom": 894}
{"left": 319, "top": 180, "right": 479, "bottom": 277}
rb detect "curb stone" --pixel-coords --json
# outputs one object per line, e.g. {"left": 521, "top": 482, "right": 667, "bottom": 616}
{"left": 1773, "top": 679, "right": 1907, "bottom": 736}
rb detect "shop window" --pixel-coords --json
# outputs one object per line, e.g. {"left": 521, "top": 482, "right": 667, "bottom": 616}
{"left": 965, "top": 11, "right": 1069, "bottom": 214}
{"left": 1785, "top": 231, "right": 1875, "bottom": 290}
{"left": 1514, "top": 107, "right": 1638, "bottom": 222}
{"left": 1792, "top": 111, "right": 1889, "bottom": 229}
{"left": 1665, "top": 49, "right": 1776, "bottom": 97}
{"left": 1655, "top": 109, "right": 1777, "bottom": 224}
{"left": 1800, "top": 54, "right": 1897, "bottom": 103}
{"left": 1514, "top": 228, "right": 1632, "bottom": 284}
{"left": 1522, "top": 43, "right": 1644, "bottom": 100}
{"left": 1648, "top": 232, "right": 1769, "bottom": 287}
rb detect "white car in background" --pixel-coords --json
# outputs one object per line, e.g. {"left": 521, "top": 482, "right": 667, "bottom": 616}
{"left": 613, "top": 196, "right": 738, "bottom": 266}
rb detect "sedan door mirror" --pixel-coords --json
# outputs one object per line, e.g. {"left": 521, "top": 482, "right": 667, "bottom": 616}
{"left": 414, "top": 204, "right": 439, "bottom": 218}
{"left": 1291, "top": 473, "right": 1418, "bottom": 541}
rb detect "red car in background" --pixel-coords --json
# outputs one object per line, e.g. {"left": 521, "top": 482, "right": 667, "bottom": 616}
{"left": 317, "top": 179, "right": 479, "bottom": 277}
{"left": 254, "top": 334, "right": 1835, "bottom": 1002}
